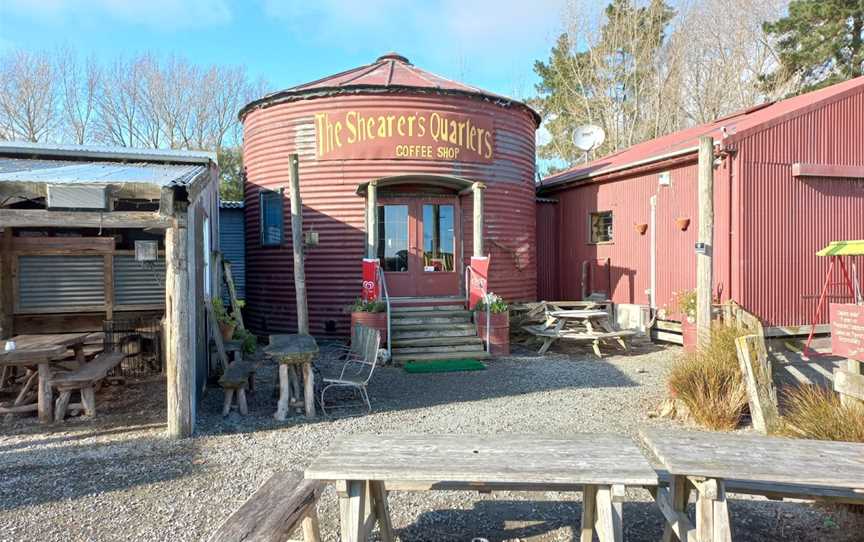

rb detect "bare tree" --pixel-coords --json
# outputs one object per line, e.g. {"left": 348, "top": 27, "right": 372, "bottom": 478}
{"left": 0, "top": 50, "right": 58, "bottom": 142}
{"left": 57, "top": 48, "right": 100, "bottom": 144}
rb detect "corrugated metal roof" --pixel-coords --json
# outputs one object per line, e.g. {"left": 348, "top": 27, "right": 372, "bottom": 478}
{"left": 540, "top": 76, "right": 864, "bottom": 189}
{"left": 239, "top": 52, "right": 541, "bottom": 126}
{"left": 0, "top": 158, "right": 206, "bottom": 187}
{"left": 0, "top": 140, "right": 215, "bottom": 164}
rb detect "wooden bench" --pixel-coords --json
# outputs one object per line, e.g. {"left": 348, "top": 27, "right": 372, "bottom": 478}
{"left": 523, "top": 325, "right": 636, "bottom": 357}
{"left": 209, "top": 471, "right": 324, "bottom": 542}
{"left": 219, "top": 362, "right": 256, "bottom": 416}
{"left": 50, "top": 351, "right": 126, "bottom": 422}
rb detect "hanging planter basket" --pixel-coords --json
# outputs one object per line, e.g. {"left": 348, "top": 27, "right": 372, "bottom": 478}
{"left": 634, "top": 223, "right": 648, "bottom": 236}
{"left": 676, "top": 217, "right": 691, "bottom": 231}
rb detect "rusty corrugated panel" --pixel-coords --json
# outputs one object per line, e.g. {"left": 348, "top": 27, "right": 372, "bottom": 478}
{"left": 737, "top": 88, "right": 864, "bottom": 326}
{"left": 243, "top": 91, "right": 537, "bottom": 337}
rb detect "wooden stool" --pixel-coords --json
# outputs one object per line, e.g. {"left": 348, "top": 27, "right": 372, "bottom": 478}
{"left": 219, "top": 362, "right": 255, "bottom": 416}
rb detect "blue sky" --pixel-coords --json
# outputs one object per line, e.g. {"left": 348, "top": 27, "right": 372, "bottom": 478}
{"left": 0, "top": 0, "right": 568, "bottom": 102}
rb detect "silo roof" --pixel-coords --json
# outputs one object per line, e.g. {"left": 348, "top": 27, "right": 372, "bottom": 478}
{"left": 239, "top": 52, "right": 540, "bottom": 126}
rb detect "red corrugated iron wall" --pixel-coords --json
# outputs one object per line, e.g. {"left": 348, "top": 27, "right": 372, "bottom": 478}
{"left": 736, "top": 88, "right": 864, "bottom": 326}
{"left": 536, "top": 200, "right": 559, "bottom": 300}
{"left": 243, "top": 94, "right": 537, "bottom": 337}
{"left": 542, "top": 157, "right": 732, "bottom": 316}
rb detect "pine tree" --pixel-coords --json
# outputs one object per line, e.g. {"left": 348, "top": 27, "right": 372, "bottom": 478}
{"left": 763, "top": 0, "right": 864, "bottom": 92}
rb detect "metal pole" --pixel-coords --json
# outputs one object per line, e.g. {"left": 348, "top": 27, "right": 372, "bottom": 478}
{"left": 367, "top": 181, "right": 378, "bottom": 259}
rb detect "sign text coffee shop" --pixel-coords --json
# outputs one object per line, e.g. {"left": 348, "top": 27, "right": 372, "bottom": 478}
{"left": 239, "top": 53, "right": 540, "bottom": 337}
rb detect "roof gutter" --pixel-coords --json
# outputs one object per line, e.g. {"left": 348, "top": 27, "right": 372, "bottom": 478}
{"left": 537, "top": 145, "right": 703, "bottom": 192}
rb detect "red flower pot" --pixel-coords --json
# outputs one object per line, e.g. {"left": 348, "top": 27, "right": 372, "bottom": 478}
{"left": 634, "top": 223, "right": 648, "bottom": 235}
{"left": 476, "top": 311, "right": 510, "bottom": 356}
{"left": 350, "top": 311, "right": 387, "bottom": 344}
{"left": 681, "top": 318, "right": 697, "bottom": 353}
{"left": 676, "top": 217, "right": 691, "bottom": 231}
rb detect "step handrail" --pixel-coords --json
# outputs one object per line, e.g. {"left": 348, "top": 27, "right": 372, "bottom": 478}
{"left": 377, "top": 265, "right": 392, "bottom": 359}
{"left": 465, "top": 265, "right": 491, "bottom": 355}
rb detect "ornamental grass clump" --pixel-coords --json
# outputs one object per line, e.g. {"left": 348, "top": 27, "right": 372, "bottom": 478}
{"left": 667, "top": 324, "right": 748, "bottom": 431}
{"left": 780, "top": 384, "right": 864, "bottom": 443}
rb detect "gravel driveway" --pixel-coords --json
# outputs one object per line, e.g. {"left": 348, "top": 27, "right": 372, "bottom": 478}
{"left": 0, "top": 342, "right": 860, "bottom": 541}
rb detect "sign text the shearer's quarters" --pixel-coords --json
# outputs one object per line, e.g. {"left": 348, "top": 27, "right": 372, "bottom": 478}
{"left": 314, "top": 108, "right": 495, "bottom": 163}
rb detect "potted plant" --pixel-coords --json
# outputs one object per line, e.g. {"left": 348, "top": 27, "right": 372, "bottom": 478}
{"left": 211, "top": 296, "right": 238, "bottom": 341}
{"left": 674, "top": 289, "right": 697, "bottom": 352}
{"left": 347, "top": 298, "right": 387, "bottom": 343}
{"left": 474, "top": 293, "right": 510, "bottom": 356}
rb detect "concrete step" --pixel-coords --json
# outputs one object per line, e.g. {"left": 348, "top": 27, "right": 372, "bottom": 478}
{"left": 392, "top": 350, "right": 490, "bottom": 362}
{"left": 391, "top": 336, "right": 483, "bottom": 348}
{"left": 391, "top": 304, "right": 464, "bottom": 313}
{"left": 391, "top": 309, "right": 471, "bottom": 319}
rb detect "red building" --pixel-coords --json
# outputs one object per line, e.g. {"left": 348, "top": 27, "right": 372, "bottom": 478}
{"left": 240, "top": 53, "right": 539, "bottom": 346}
{"left": 537, "top": 77, "right": 864, "bottom": 334}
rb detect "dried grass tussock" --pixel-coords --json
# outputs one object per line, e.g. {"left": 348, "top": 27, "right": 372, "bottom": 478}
{"left": 781, "top": 384, "right": 864, "bottom": 443}
{"left": 667, "top": 325, "right": 748, "bottom": 431}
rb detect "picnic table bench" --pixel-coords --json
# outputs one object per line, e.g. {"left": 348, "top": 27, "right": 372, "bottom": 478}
{"left": 218, "top": 361, "right": 256, "bottom": 416}
{"left": 51, "top": 351, "right": 126, "bottom": 421}
{"left": 641, "top": 428, "right": 864, "bottom": 542}
{"left": 209, "top": 471, "right": 324, "bottom": 542}
{"left": 305, "top": 433, "right": 659, "bottom": 542}
{"left": 523, "top": 307, "right": 635, "bottom": 357}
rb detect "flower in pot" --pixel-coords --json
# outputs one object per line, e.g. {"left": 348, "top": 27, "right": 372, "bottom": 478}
{"left": 346, "top": 298, "right": 387, "bottom": 343}
{"left": 474, "top": 293, "right": 510, "bottom": 356}
{"left": 673, "top": 289, "right": 698, "bottom": 352}
{"left": 676, "top": 217, "right": 691, "bottom": 231}
{"left": 211, "top": 296, "right": 238, "bottom": 341}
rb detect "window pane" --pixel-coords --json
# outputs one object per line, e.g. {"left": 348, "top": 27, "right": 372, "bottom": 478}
{"left": 422, "top": 204, "right": 454, "bottom": 272}
{"left": 590, "top": 211, "right": 613, "bottom": 243}
{"left": 261, "top": 191, "right": 283, "bottom": 246}
{"left": 377, "top": 205, "right": 409, "bottom": 272}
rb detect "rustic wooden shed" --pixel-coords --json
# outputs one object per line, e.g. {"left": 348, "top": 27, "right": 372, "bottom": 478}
{"left": 0, "top": 142, "right": 220, "bottom": 438}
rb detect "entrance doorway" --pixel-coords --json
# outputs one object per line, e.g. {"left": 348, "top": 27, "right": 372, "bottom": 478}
{"left": 377, "top": 197, "right": 460, "bottom": 297}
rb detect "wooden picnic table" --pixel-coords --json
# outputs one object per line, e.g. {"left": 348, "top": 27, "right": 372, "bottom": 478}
{"left": 305, "top": 433, "right": 659, "bottom": 542}
{"left": 0, "top": 332, "right": 93, "bottom": 422}
{"left": 525, "top": 306, "right": 634, "bottom": 357}
{"left": 641, "top": 428, "right": 864, "bottom": 542}
{"left": 265, "top": 334, "right": 318, "bottom": 420}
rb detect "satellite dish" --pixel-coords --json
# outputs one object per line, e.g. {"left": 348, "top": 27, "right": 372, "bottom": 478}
{"left": 573, "top": 124, "right": 606, "bottom": 152}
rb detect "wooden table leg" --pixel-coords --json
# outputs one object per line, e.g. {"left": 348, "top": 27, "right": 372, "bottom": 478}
{"left": 37, "top": 363, "right": 53, "bottom": 423}
{"left": 580, "top": 484, "right": 597, "bottom": 542}
{"left": 302, "top": 508, "right": 322, "bottom": 542}
{"left": 594, "top": 484, "right": 624, "bottom": 542}
{"left": 369, "top": 481, "right": 394, "bottom": 542}
{"left": 13, "top": 369, "right": 37, "bottom": 406}
{"left": 337, "top": 480, "right": 369, "bottom": 542}
{"left": 661, "top": 475, "right": 692, "bottom": 542}
{"left": 303, "top": 361, "right": 316, "bottom": 418}
{"left": 274, "top": 364, "right": 290, "bottom": 421}
{"left": 691, "top": 477, "right": 731, "bottom": 542}
{"left": 74, "top": 345, "right": 86, "bottom": 364}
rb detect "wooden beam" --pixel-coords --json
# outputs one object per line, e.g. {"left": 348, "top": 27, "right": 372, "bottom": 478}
{"left": 165, "top": 210, "right": 193, "bottom": 438}
{"left": 288, "top": 153, "right": 309, "bottom": 335}
{"left": 0, "top": 209, "right": 171, "bottom": 229}
{"left": 696, "top": 136, "right": 714, "bottom": 348}
{"left": 792, "top": 163, "right": 864, "bottom": 179}
{"left": 735, "top": 334, "right": 781, "bottom": 434}
{"left": 0, "top": 228, "right": 13, "bottom": 339}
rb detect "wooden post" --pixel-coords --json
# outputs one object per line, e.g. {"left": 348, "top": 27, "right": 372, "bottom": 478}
{"left": 0, "top": 228, "right": 13, "bottom": 339}
{"left": 696, "top": 136, "right": 714, "bottom": 348}
{"left": 367, "top": 180, "right": 378, "bottom": 259}
{"left": 473, "top": 182, "right": 485, "bottom": 257}
{"left": 289, "top": 154, "right": 309, "bottom": 335}
{"left": 165, "top": 209, "right": 194, "bottom": 438}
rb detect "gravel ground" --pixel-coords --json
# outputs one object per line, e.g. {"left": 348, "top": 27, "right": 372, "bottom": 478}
{"left": 1, "top": 341, "right": 861, "bottom": 541}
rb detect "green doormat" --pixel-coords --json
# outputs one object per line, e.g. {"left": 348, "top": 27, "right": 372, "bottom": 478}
{"left": 403, "top": 359, "right": 486, "bottom": 373}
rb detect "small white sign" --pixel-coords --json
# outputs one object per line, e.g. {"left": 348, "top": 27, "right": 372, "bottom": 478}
{"left": 424, "top": 266, "right": 435, "bottom": 272}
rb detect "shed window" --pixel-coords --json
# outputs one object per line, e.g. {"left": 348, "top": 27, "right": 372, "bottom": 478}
{"left": 589, "top": 211, "right": 613, "bottom": 243}
{"left": 260, "top": 189, "right": 284, "bottom": 247}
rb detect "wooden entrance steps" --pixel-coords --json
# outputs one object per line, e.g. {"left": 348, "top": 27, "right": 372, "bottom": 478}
{"left": 389, "top": 299, "right": 489, "bottom": 363}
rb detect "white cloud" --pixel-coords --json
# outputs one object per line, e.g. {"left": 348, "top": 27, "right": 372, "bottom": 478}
{"left": 1, "top": 0, "right": 233, "bottom": 30}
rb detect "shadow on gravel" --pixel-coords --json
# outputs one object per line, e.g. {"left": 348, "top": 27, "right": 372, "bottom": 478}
{"left": 400, "top": 500, "right": 664, "bottom": 541}
{"left": 0, "top": 435, "right": 199, "bottom": 512}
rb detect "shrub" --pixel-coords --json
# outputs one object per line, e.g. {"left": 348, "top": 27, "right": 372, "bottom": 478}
{"left": 474, "top": 293, "right": 508, "bottom": 314}
{"left": 667, "top": 324, "right": 748, "bottom": 431}
{"left": 346, "top": 298, "right": 385, "bottom": 313}
{"left": 780, "top": 385, "right": 864, "bottom": 443}
{"left": 232, "top": 328, "right": 258, "bottom": 355}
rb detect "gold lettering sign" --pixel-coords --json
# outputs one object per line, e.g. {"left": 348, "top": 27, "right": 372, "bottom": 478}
{"left": 313, "top": 108, "right": 495, "bottom": 163}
